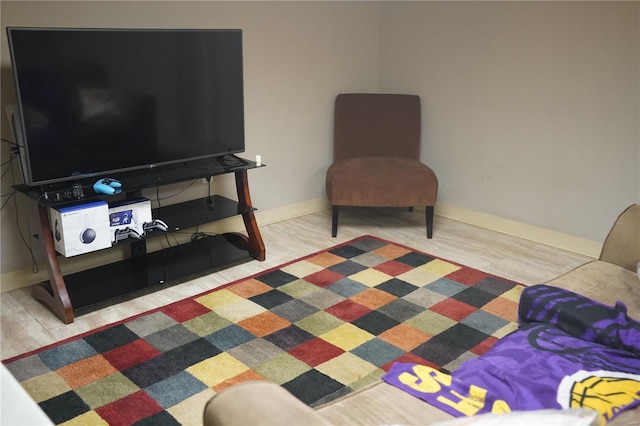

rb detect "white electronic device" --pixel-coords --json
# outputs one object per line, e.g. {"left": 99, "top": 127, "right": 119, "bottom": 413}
{"left": 49, "top": 201, "right": 111, "bottom": 257}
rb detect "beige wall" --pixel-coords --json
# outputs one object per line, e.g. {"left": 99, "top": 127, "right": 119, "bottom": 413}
{"left": 379, "top": 1, "right": 640, "bottom": 241}
{"left": 0, "top": 1, "right": 382, "bottom": 276}
{"left": 1, "top": 1, "right": 639, "bottom": 285}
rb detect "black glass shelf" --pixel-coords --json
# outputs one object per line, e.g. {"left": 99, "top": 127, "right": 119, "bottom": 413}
{"left": 109, "top": 195, "right": 256, "bottom": 248}
{"left": 39, "top": 233, "right": 253, "bottom": 316}
{"left": 13, "top": 155, "right": 263, "bottom": 207}
{"left": 155, "top": 195, "right": 256, "bottom": 232}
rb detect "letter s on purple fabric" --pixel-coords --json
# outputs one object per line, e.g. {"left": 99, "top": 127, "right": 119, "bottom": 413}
{"left": 382, "top": 363, "right": 512, "bottom": 418}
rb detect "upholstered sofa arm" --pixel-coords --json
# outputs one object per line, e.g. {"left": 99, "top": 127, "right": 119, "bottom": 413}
{"left": 599, "top": 204, "right": 640, "bottom": 272}
{"left": 203, "top": 381, "right": 330, "bottom": 426}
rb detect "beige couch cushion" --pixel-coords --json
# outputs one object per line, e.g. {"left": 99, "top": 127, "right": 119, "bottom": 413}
{"left": 599, "top": 204, "right": 640, "bottom": 272}
{"left": 203, "top": 381, "right": 329, "bottom": 426}
{"left": 316, "top": 380, "right": 454, "bottom": 425}
{"left": 547, "top": 260, "right": 640, "bottom": 319}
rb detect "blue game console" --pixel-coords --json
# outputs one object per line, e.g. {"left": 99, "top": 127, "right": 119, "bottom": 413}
{"left": 93, "top": 178, "right": 122, "bottom": 195}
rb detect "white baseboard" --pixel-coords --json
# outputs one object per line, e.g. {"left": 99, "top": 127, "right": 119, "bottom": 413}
{"left": 434, "top": 202, "right": 601, "bottom": 259}
{"left": 0, "top": 198, "right": 599, "bottom": 293}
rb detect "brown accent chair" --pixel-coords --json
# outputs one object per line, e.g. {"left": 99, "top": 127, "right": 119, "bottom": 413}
{"left": 325, "top": 93, "right": 438, "bottom": 238}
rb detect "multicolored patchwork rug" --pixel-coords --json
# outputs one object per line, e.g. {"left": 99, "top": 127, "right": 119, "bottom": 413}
{"left": 3, "top": 235, "right": 524, "bottom": 426}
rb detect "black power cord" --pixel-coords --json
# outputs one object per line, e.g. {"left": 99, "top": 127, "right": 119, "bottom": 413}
{"left": 1, "top": 138, "right": 39, "bottom": 272}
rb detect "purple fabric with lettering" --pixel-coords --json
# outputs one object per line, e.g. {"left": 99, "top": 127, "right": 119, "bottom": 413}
{"left": 382, "top": 285, "right": 640, "bottom": 424}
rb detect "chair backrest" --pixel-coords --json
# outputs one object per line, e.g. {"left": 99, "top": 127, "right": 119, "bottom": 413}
{"left": 333, "top": 93, "right": 421, "bottom": 161}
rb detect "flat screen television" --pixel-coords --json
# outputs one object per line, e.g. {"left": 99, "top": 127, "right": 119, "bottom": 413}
{"left": 7, "top": 27, "right": 245, "bottom": 187}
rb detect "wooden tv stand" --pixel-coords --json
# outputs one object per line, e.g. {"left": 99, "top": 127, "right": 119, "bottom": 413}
{"left": 17, "top": 156, "right": 265, "bottom": 324}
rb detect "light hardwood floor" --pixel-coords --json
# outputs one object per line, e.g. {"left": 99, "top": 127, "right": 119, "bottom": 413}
{"left": 0, "top": 208, "right": 593, "bottom": 360}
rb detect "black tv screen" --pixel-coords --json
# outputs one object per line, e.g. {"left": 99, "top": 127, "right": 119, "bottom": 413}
{"left": 7, "top": 27, "right": 245, "bottom": 187}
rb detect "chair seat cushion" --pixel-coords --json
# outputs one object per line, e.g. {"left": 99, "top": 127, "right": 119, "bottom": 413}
{"left": 326, "top": 156, "right": 438, "bottom": 207}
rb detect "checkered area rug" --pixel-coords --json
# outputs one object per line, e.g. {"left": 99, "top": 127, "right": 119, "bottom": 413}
{"left": 3, "top": 236, "right": 523, "bottom": 426}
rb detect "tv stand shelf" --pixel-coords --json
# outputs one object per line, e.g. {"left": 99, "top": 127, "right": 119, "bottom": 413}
{"left": 155, "top": 195, "right": 255, "bottom": 232}
{"left": 22, "top": 159, "right": 265, "bottom": 324}
{"left": 42, "top": 233, "right": 254, "bottom": 317}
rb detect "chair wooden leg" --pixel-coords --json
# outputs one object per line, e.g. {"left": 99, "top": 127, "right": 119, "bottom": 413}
{"left": 331, "top": 205, "right": 339, "bottom": 237}
{"left": 426, "top": 205, "right": 434, "bottom": 238}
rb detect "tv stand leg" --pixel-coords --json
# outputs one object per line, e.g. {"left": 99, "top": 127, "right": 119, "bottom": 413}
{"left": 235, "top": 170, "right": 266, "bottom": 261}
{"left": 32, "top": 204, "right": 75, "bottom": 324}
